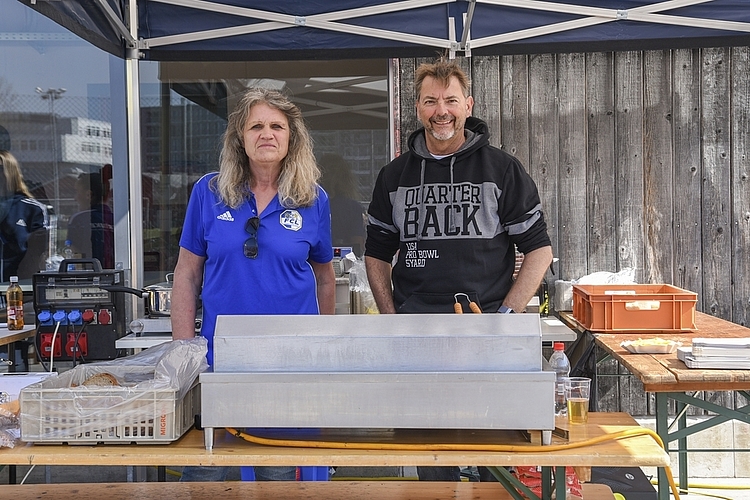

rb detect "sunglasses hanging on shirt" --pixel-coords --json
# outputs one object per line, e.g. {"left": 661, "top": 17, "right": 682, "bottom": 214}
{"left": 244, "top": 216, "right": 260, "bottom": 259}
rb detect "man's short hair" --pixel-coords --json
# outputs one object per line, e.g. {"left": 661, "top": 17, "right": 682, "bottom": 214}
{"left": 415, "top": 60, "right": 471, "bottom": 100}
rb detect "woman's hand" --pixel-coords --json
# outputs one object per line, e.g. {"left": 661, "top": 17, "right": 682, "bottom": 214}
{"left": 171, "top": 248, "right": 205, "bottom": 339}
{"left": 311, "top": 260, "right": 336, "bottom": 315}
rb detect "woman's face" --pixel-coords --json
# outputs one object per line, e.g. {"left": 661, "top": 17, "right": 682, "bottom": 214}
{"left": 243, "top": 103, "right": 290, "bottom": 169}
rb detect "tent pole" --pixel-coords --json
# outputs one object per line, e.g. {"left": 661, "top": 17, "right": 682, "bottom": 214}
{"left": 92, "top": 0, "right": 134, "bottom": 45}
{"left": 126, "top": 0, "right": 145, "bottom": 318}
{"left": 388, "top": 59, "right": 399, "bottom": 160}
{"left": 461, "top": 0, "right": 476, "bottom": 51}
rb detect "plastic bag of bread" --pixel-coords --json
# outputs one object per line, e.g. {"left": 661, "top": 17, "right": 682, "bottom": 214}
{"left": 62, "top": 337, "right": 208, "bottom": 398}
{"left": 18, "top": 339, "right": 208, "bottom": 443}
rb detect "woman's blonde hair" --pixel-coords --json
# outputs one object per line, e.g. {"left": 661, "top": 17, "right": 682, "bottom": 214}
{"left": 0, "top": 150, "right": 33, "bottom": 198}
{"left": 215, "top": 88, "right": 320, "bottom": 208}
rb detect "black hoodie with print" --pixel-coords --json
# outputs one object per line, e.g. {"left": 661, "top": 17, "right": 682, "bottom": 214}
{"left": 365, "top": 117, "right": 551, "bottom": 313}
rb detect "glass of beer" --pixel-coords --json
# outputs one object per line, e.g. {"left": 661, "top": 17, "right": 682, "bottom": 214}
{"left": 564, "top": 377, "right": 591, "bottom": 424}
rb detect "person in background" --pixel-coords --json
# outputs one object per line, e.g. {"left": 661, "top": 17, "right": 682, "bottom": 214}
{"left": 319, "top": 153, "right": 366, "bottom": 255}
{"left": 0, "top": 150, "right": 49, "bottom": 370}
{"left": 0, "top": 150, "right": 49, "bottom": 281}
{"left": 100, "top": 163, "right": 113, "bottom": 206}
{"left": 365, "top": 59, "right": 553, "bottom": 482}
{"left": 172, "top": 88, "right": 336, "bottom": 482}
{"left": 67, "top": 172, "right": 114, "bottom": 269}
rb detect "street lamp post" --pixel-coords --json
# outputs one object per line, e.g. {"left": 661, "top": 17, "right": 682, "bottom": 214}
{"left": 35, "top": 87, "right": 66, "bottom": 218}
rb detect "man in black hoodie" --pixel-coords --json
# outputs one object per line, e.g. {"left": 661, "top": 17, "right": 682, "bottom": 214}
{"left": 365, "top": 60, "right": 553, "bottom": 481}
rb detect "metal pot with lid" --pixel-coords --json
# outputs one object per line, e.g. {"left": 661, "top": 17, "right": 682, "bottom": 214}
{"left": 101, "top": 273, "right": 173, "bottom": 317}
{"left": 142, "top": 273, "right": 173, "bottom": 317}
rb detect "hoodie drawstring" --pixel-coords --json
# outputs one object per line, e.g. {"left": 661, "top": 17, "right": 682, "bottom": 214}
{"left": 448, "top": 156, "right": 456, "bottom": 234}
{"left": 417, "top": 158, "right": 426, "bottom": 241}
{"left": 418, "top": 156, "right": 457, "bottom": 239}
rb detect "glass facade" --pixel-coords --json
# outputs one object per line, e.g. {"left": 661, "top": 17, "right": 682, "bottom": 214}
{"left": 141, "top": 61, "right": 389, "bottom": 272}
{"left": 1, "top": 0, "right": 390, "bottom": 293}
{"left": 0, "top": 0, "right": 117, "bottom": 287}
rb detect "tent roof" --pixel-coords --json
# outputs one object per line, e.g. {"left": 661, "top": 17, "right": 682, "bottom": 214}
{"left": 18, "top": 0, "right": 750, "bottom": 61}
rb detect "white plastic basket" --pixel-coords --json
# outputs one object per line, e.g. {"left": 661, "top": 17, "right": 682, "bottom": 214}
{"left": 20, "top": 365, "right": 199, "bottom": 444}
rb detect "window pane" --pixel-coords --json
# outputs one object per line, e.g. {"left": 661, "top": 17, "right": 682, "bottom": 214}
{"left": 0, "top": 0, "right": 115, "bottom": 285}
{"left": 139, "top": 60, "right": 389, "bottom": 281}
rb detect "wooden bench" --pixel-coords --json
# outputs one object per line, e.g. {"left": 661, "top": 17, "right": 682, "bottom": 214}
{"left": 2, "top": 481, "right": 614, "bottom": 500}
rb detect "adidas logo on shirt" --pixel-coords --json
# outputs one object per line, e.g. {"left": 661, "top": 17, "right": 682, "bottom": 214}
{"left": 216, "top": 211, "right": 234, "bottom": 222}
{"left": 16, "top": 219, "right": 27, "bottom": 227}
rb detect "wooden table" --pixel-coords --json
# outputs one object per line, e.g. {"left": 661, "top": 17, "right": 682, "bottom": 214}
{"left": 1, "top": 413, "right": 668, "bottom": 500}
{"left": 0, "top": 325, "right": 36, "bottom": 372}
{"left": 561, "top": 311, "right": 750, "bottom": 500}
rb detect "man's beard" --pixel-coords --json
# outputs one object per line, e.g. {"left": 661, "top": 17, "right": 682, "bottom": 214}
{"left": 427, "top": 116, "right": 457, "bottom": 141}
{"left": 428, "top": 127, "right": 456, "bottom": 142}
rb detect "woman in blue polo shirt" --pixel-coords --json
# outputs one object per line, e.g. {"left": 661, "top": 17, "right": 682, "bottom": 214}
{"left": 172, "top": 88, "right": 335, "bottom": 482}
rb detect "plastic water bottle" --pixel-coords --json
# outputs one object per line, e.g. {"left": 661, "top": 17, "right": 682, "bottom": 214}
{"left": 549, "top": 342, "right": 570, "bottom": 415}
{"left": 63, "top": 240, "right": 74, "bottom": 259}
{"left": 63, "top": 240, "right": 75, "bottom": 271}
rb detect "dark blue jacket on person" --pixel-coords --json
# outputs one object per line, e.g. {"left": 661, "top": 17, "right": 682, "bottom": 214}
{"left": 0, "top": 193, "right": 49, "bottom": 280}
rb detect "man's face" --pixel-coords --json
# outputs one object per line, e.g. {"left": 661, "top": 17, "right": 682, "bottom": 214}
{"left": 416, "top": 76, "right": 474, "bottom": 153}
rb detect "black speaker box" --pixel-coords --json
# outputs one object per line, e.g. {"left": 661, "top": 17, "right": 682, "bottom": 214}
{"left": 590, "top": 467, "right": 656, "bottom": 500}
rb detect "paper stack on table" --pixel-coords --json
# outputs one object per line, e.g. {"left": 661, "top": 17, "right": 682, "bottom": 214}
{"left": 677, "top": 338, "right": 750, "bottom": 369}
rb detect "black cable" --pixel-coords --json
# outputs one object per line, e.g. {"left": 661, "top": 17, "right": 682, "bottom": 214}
{"left": 73, "top": 320, "right": 90, "bottom": 366}
{"left": 72, "top": 323, "right": 82, "bottom": 367}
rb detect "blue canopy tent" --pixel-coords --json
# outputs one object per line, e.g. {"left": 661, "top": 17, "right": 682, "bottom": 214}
{"left": 18, "top": 0, "right": 750, "bottom": 61}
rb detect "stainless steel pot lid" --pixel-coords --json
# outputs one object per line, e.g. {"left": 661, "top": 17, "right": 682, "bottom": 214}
{"left": 144, "top": 272, "right": 174, "bottom": 291}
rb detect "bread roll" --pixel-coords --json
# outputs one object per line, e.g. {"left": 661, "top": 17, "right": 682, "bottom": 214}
{"left": 82, "top": 373, "right": 120, "bottom": 387}
{"left": 0, "top": 399, "right": 20, "bottom": 416}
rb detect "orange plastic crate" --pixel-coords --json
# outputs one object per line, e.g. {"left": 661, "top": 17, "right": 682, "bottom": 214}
{"left": 572, "top": 284, "right": 697, "bottom": 333}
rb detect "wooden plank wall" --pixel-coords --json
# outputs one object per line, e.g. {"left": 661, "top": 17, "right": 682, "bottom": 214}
{"left": 396, "top": 47, "right": 750, "bottom": 416}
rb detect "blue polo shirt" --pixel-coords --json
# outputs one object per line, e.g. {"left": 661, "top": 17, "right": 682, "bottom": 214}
{"left": 180, "top": 173, "right": 333, "bottom": 365}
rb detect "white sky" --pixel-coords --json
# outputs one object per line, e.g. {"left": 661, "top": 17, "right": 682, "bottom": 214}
{"left": 0, "top": 0, "right": 159, "bottom": 101}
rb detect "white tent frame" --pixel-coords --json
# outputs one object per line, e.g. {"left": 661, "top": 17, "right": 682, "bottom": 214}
{"left": 138, "top": 0, "right": 459, "bottom": 52}
{"left": 130, "top": 0, "right": 750, "bottom": 57}
{"left": 470, "top": 0, "right": 750, "bottom": 50}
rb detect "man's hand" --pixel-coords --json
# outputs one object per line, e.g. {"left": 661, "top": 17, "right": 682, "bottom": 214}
{"left": 365, "top": 256, "right": 397, "bottom": 314}
{"left": 501, "top": 246, "right": 553, "bottom": 313}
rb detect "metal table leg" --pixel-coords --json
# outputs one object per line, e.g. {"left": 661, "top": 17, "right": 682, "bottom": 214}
{"left": 655, "top": 392, "right": 670, "bottom": 500}
{"left": 485, "top": 466, "right": 539, "bottom": 500}
{"left": 656, "top": 390, "right": 750, "bottom": 500}
{"left": 542, "top": 466, "right": 552, "bottom": 500}
{"left": 554, "top": 466, "right": 566, "bottom": 500}
{"left": 677, "top": 400, "right": 688, "bottom": 494}
{"left": 484, "top": 465, "right": 568, "bottom": 500}
{"left": 204, "top": 427, "right": 214, "bottom": 450}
